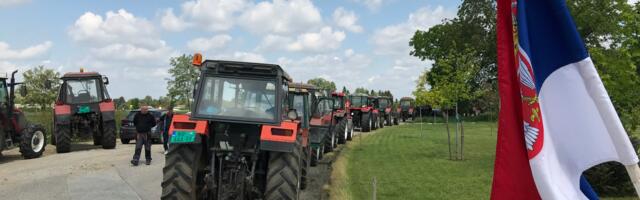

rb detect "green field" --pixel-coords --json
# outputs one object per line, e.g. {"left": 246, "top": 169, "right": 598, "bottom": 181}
{"left": 333, "top": 121, "right": 636, "bottom": 200}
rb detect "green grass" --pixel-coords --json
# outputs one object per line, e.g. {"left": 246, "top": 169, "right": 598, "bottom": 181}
{"left": 338, "top": 121, "right": 636, "bottom": 200}
{"left": 343, "top": 122, "right": 496, "bottom": 200}
{"left": 23, "top": 110, "right": 127, "bottom": 142}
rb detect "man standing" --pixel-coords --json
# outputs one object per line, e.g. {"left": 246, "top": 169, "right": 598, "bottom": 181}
{"left": 131, "top": 106, "right": 156, "bottom": 166}
{"left": 160, "top": 106, "right": 174, "bottom": 154}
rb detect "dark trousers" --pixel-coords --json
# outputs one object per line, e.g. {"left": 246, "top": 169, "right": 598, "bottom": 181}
{"left": 162, "top": 130, "right": 169, "bottom": 151}
{"left": 132, "top": 132, "right": 152, "bottom": 161}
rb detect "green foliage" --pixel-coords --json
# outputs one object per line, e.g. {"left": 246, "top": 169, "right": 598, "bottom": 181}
{"left": 167, "top": 54, "right": 199, "bottom": 107}
{"left": 341, "top": 86, "right": 350, "bottom": 95}
{"left": 127, "top": 98, "right": 140, "bottom": 110}
{"left": 306, "top": 77, "right": 337, "bottom": 91}
{"left": 21, "top": 66, "right": 60, "bottom": 110}
{"left": 354, "top": 87, "right": 369, "bottom": 95}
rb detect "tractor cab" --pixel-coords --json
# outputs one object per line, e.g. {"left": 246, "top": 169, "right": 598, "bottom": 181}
{"left": 376, "top": 96, "right": 395, "bottom": 127}
{"left": 347, "top": 94, "right": 377, "bottom": 132}
{"left": 330, "top": 92, "right": 353, "bottom": 145}
{"left": 399, "top": 97, "right": 416, "bottom": 122}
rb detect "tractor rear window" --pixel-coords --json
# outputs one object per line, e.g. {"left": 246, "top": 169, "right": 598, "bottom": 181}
{"left": 401, "top": 101, "right": 411, "bottom": 107}
{"left": 350, "top": 96, "right": 367, "bottom": 107}
{"left": 195, "top": 76, "right": 277, "bottom": 121}
{"left": 378, "top": 99, "right": 389, "bottom": 108}
{"left": 64, "top": 79, "right": 101, "bottom": 104}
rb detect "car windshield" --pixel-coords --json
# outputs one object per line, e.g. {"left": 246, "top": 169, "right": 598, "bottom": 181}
{"left": 196, "top": 76, "right": 277, "bottom": 121}
{"left": 350, "top": 96, "right": 367, "bottom": 107}
{"left": 64, "top": 79, "right": 101, "bottom": 104}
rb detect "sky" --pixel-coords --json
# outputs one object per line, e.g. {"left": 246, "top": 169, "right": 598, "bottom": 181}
{"left": 0, "top": 0, "right": 461, "bottom": 99}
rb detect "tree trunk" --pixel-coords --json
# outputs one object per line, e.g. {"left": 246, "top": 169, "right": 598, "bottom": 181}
{"left": 444, "top": 110, "right": 452, "bottom": 160}
{"left": 460, "top": 120, "right": 465, "bottom": 160}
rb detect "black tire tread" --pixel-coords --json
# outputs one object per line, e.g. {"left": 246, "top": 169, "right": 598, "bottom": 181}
{"left": 265, "top": 143, "right": 301, "bottom": 200}
{"left": 336, "top": 119, "right": 347, "bottom": 144}
{"left": 161, "top": 144, "right": 202, "bottom": 200}
{"left": 19, "top": 125, "right": 46, "bottom": 159}
{"left": 55, "top": 125, "right": 71, "bottom": 153}
{"left": 101, "top": 121, "right": 116, "bottom": 149}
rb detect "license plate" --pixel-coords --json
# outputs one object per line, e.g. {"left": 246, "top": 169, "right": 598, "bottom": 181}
{"left": 78, "top": 106, "right": 91, "bottom": 114}
{"left": 170, "top": 130, "right": 196, "bottom": 143}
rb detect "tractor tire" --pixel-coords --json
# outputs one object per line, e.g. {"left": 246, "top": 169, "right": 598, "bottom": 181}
{"left": 55, "top": 125, "right": 71, "bottom": 153}
{"left": 93, "top": 134, "right": 102, "bottom": 146}
{"left": 324, "top": 132, "right": 334, "bottom": 153}
{"left": 161, "top": 144, "right": 204, "bottom": 200}
{"left": 121, "top": 139, "right": 130, "bottom": 144}
{"left": 101, "top": 121, "right": 116, "bottom": 149}
{"left": 394, "top": 117, "right": 399, "bottom": 125}
{"left": 362, "top": 113, "right": 371, "bottom": 132}
{"left": 265, "top": 144, "right": 302, "bottom": 200}
{"left": 0, "top": 128, "right": 6, "bottom": 151}
{"left": 337, "top": 119, "right": 347, "bottom": 144}
{"left": 347, "top": 121, "right": 353, "bottom": 141}
{"left": 371, "top": 114, "right": 379, "bottom": 130}
{"left": 386, "top": 115, "right": 393, "bottom": 126}
{"left": 301, "top": 138, "right": 310, "bottom": 190}
{"left": 379, "top": 115, "right": 385, "bottom": 129}
{"left": 310, "top": 145, "right": 323, "bottom": 167}
{"left": 19, "top": 125, "right": 46, "bottom": 159}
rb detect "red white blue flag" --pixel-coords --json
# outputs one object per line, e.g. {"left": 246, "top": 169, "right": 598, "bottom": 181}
{"left": 492, "top": 0, "right": 639, "bottom": 199}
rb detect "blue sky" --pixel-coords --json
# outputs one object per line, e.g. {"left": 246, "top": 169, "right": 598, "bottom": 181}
{"left": 0, "top": 0, "right": 461, "bottom": 99}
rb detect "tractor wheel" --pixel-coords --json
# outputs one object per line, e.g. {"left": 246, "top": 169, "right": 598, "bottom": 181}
{"left": 93, "top": 133, "right": 102, "bottom": 146}
{"left": 337, "top": 119, "right": 347, "bottom": 144}
{"left": 19, "top": 125, "right": 46, "bottom": 159}
{"left": 0, "top": 128, "right": 6, "bottom": 151}
{"left": 347, "top": 121, "right": 353, "bottom": 141}
{"left": 386, "top": 115, "right": 393, "bottom": 126}
{"left": 101, "top": 121, "right": 116, "bottom": 149}
{"left": 362, "top": 113, "right": 371, "bottom": 132}
{"left": 394, "top": 117, "right": 399, "bottom": 125}
{"left": 324, "top": 132, "right": 334, "bottom": 153}
{"left": 379, "top": 115, "right": 385, "bottom": 129}
{"left": 301, "top": 138, "right": 310, "bottom": 190}
{"left": 121, "top": 139, "right": 130, "bottom": 144}
{"left": 161, "top": 144, "right": 204, "bottom": 200}
{"left": 371, "top": 114, "right": 378, "bottom": 130}
{"left": 55, "top": 125, "right": 72, "bottom": 153}
{"left": 265, "top": 142, "right": 302, "bottom": 200}
{"left": 310, "top": 146, "right": 318, "bottom": 167}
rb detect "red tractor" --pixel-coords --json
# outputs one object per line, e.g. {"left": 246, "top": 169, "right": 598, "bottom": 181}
{"left": 162, "top": 56, "right": 324, "bottom": 199}
{"left": 376, "top": 96, "right": 394, "bottom": 128}
{"left": 348, "top": 94, "right": 378, "bottom": 132}
{"left": 331, "top": 92, "right": 352, "bottom": 144}
{"left": 398, "top": 97, "right": 416, "bottom": 122}
{"left": 51, "top": 69, "right": 116, "bottom": 153}
{"left": 0, "top": 70, "right": 48, "bottom": 159}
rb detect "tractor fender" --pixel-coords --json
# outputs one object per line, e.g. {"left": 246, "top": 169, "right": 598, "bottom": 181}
{"left": 54, "top": 105, "right": 71, "bottom": 125}
{"left": 166, "top": 114, "right": 208, "bottom": 145}
{"left": 99, "top": 102, "right": 116, "bottom": 122}
{"left": 260, "top": 121, "right": 300, "bottom": 153}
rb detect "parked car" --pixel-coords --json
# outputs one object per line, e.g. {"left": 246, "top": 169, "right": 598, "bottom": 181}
{"left": 119, "top": 109, "right": 165, "bottom": 144}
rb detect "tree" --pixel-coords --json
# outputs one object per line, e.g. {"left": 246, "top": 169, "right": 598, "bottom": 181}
{"left": 21, "top": 66, "right": 60, "bottom": 110}
{"left": 167, "top": 54, "right": 199, "bottom": 107}
{"left": 128, "top": 98, "right": 140, "bottom": 110}
{"left": 141, "top": 95, "right": 154, "bottom": 107}
{"left": 370, "top": 90, "right": 376, "bottom": 96}
{"left": 115, "top": 96, "right": 126, "bottom": 110}
{"left": 307, "top": 78, "right": 337, "bottom": 91}
{"left": 354, "top": 87, "right": 369, "bottom": 95}
{"left": 341, "top": 86, "right": 350, "bottom": 95}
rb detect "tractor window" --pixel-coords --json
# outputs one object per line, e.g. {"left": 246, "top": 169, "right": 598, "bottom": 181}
{"left": 64, "top": 79, "right": 101, "bottom": 104}
{"left": 378, "top": 99, "right": 389, "bottom": 108}
{"left": 195, "top": 76, "right": 277, "bottom": 121}
{"left": 0, "top": 81, "right": 7, "bottom": 104}
{"left": 401, "top": 101, "right": 411, "bottom": 107}
{"left": 334, "top": 96, "right": 344, "bottom": 109}
{"left": 350, "top": 96, "right": 366, "bottom": 107}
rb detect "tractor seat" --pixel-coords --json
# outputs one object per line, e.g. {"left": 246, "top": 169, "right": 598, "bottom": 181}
{"left": 76, "top": 92, "right": 91, "bottom": 102}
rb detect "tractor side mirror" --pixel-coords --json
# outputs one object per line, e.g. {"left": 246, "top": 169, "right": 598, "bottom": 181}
{"left": 44, "top": 80, "right": 52, "bottom": 89}
{"left": 287, "top": 109, "right": 298, "bottom": 120}
{"left": 19, "top": 85, "right": 27, "bottom": 97}
{"left": 103, "top": 76, "right": 110, "bottom": 85}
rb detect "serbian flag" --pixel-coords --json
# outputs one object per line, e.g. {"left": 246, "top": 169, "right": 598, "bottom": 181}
{"left": 492, "top": 0, "right": 639, "bottom": 199}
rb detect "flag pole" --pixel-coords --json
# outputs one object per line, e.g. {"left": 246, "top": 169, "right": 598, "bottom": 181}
{"left": 624, "top": 164, "right": 640, "bottom": 198}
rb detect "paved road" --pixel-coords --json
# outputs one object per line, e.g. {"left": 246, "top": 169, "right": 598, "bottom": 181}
{"left": 0, "top": 141, "right": 164, "bottom": 200}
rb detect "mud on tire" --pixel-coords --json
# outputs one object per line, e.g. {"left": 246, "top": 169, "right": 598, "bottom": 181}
{"left": 265, "top": 143, "right": 302, "bottom": 200}
{"left": 101, "top": 121, "right": 116, "bottom": 149}
{"left": 161, "top": 144, "right": 204, "bottom": 200}
{"left": 19, "top": 124, "right": 46, "bottom": 159}
{"left": 55, "top": 125, "right": 71, "bottom": 153}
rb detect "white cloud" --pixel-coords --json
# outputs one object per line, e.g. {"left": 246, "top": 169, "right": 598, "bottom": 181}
{"left": 0, "top": 41, "right": 52, "bottom": 60}
{"left": 160, "top": 8, "right": 189, "bottom": 32}
{"left": 257, "top": 27, "right": 346, "bottom": 53}
{"left": 89, "top": 43, "right": 174, "bottom": 63}
{"left": 352, "top": 0, "right": 384, "bottom": 11}
{"left": 277, "top": 50, "right": 371, "bottom": 88}
{"left": 629, "top": 0, "right": 639, "bottom": 4}
{"left": 371, "top": 6, "right": 454, "bottom": 55}
{"left": 214, "top": 51, "right": 266, "bottom": 63}
{"left": 69, "top": 9, "right": 162, "bottom": 48}
{"left": 180, "top": 0, "right": 248, "bottom": 32}
{"left": 187, "top": 34, "right": 232, "bottom": 51}
{"left": 239, "top": 0, "right": 322, "bottom": 35}
{"left": 0, "top": 0, "right": 29, "bottom": 7}
{"left": 333, "top": 7, "right": 363, "bottom": 33}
